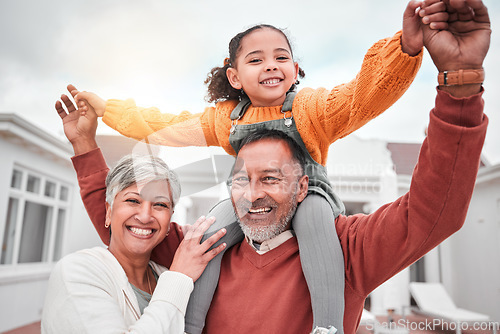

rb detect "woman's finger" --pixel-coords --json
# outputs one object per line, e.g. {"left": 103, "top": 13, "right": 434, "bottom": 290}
{"left": 203, "top": 242, "right": 227, "bottom": 262}
{"left": 199, "top": 227, "right": 227, "bottom": 253}
{"left": 190, "top": 216, "right": 216, "bottom": 241}
{"left": 184, "top": 215, "right": 206, "bottom": 240}
{"left": 193, "top": 216, "right": 216, "bottom": 235}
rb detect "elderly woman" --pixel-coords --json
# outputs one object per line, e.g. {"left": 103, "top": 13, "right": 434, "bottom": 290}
{"left": 41, "top": 154, "right": 226, "bottom": 333}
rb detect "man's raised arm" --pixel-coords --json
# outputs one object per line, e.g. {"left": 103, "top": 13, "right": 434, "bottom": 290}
{"left": 338, "top": 0, "right": 491, "bottom": 298}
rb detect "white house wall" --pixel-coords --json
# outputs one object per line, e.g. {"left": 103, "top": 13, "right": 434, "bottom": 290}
{"left": 0, "top": 130, "right": 101, "bottom": 332}
{"left": 327, "top": 135, "right": 396, "bottom": 207}
{"left": 327, "top": 135, "right": 412, "bottom": 315}
{"left": 442, "top": 165, "right": 500, "bottom": 322}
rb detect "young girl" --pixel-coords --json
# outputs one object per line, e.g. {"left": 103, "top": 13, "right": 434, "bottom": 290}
{"left": 74, "top": 2, "right": 447, "bottom": 333}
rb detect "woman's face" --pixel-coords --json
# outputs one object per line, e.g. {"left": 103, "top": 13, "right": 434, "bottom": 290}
{"left": 106, "top": 179, "right": 173, "bottom": 259}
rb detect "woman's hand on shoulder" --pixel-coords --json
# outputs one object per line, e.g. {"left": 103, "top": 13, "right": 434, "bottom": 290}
{"left": 169, "top": 216, "right": 227, "bottom": 282}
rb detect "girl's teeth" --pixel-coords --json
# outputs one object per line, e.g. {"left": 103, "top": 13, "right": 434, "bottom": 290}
{"left": 262, "top": 79, "right": 280, "bottom": 85}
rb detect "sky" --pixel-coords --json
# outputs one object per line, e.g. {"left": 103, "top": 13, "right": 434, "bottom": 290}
{"left": 1, "top": 0, "right": 499, "bottom": 164}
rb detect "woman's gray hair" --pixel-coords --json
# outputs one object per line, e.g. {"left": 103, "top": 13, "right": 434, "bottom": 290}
{"left": 105, "top": 154, "right": 181, "bottom": 208}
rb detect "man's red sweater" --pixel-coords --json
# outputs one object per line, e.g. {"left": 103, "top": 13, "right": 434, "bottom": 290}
{"left": 73, "top": 89, "right": 487, "bottom": 333}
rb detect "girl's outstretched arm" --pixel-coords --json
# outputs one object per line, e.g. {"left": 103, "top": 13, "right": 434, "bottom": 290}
{"left": 294, "top": 29, "right": 422, "bottom": 161}
{"left": 294, "top": 1, "right": 449, "bottom": 159}
{"left": 71, "top": 84, "right": 215, "bottom": 148}
{"left": 103, "top": 99, "right": 211, "bottom": 147}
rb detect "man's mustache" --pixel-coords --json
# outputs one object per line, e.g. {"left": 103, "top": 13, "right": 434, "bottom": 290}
{"left": 235, "top": 197, "right": 278, "bottom": 214}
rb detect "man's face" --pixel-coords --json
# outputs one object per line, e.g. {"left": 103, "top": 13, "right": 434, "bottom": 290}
{"left": 230, "top": 138, "right": 308, "bottom": 243}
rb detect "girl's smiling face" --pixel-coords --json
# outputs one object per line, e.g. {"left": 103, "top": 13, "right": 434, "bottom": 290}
{"left": 226, "top": 28, "right": 299, "bottom": 107}
{"left": 106, "top": 179, "right": 173, "bottom": 260}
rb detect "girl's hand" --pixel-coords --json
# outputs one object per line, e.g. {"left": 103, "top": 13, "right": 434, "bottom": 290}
{"left": 70, "top": 86, "right": 106, "bottom": 117}
{"left": 169, "top": 216, "right": 227, "bottom": 282}
{"left": 401, "top": 0, "right": 449, "bottom": 56}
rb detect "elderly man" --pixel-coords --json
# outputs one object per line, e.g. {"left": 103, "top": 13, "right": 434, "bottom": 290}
{"left": 56, "top": 0, "right": 491, "bottom": 332}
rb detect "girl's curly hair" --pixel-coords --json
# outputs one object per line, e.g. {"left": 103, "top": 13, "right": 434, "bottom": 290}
{"left": 205, "top": 24, "right": 305, "bottom": 104}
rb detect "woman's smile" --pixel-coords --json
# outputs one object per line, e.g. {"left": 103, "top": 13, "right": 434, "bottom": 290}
{"left": 127, "top": 226, "right": 155, "bottom": 237}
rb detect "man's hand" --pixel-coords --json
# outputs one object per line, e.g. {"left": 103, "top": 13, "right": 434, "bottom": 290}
{"left": 423, "top": 0, "right": 491, "bottom": 71}
{"left": 423, "top": 0, "right": 491, "bottom": 96}
{"left": 401, "top": 0, "right": 449, "bottom": 56}
{"left": 55, "top": 84, "right": 98, "bottom": 155}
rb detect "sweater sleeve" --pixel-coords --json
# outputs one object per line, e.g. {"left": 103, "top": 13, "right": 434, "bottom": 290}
{"left": 71, "top": 148, "right": 184, "bottom": 267}
{"left": 103, "top": 99, "right": 220, "bottom": 147}
{"left": 300, "top": 31, "right": 422, "bottom": 148}
{"left": 336, "top": 89, "right": 487, "bottom": 296}
{"left": 129, "top": 271, "right": 194, "bottom": 333}
{"left": 42, "top": 250, "right": 193, "bottom": 334}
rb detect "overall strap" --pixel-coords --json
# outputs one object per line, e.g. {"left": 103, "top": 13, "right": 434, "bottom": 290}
{"left": 230, "top": 90, "right": 297, "bottom": 121}
{"left": 282, "top": 90, "right": 296, "bottom": 112}
{"left": 230, "top": 96, "right": 251, "bottom": 121}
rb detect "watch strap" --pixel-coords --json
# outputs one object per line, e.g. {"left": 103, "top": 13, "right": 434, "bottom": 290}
{"left": 438, "top": 69, "right": 484, "bottom": 86}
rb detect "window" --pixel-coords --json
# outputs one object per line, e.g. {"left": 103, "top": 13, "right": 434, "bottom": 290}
{"left": 10, "top": 170, "right": 22, "bottom": 189}
{"left": 26, "top": 175, "right": 40, "bottom": 193}
{"left": 44, "top": 181, "right": 56, "bottom": 198}
{"left": 59, "top": 185, "right": 69, "bottom": 201}
{"left": 1, "top": 167, "right": 70, "bottom": 265}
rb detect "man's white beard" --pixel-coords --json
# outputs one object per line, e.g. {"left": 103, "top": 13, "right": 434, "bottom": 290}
{"left": 237, "top": 195, "right": 298, "bottom": 244}
{"left": 239, "top": 219, "right": 289, "bottom": 244}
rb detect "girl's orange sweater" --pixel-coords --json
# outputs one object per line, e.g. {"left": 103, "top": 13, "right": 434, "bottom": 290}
{"left": 103, "top": 31, "right": 422, "bottom": 166}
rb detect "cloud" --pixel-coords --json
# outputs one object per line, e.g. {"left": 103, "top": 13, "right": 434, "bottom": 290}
{"left": 1, "top": 0, "right": 499, "bottom": 162}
